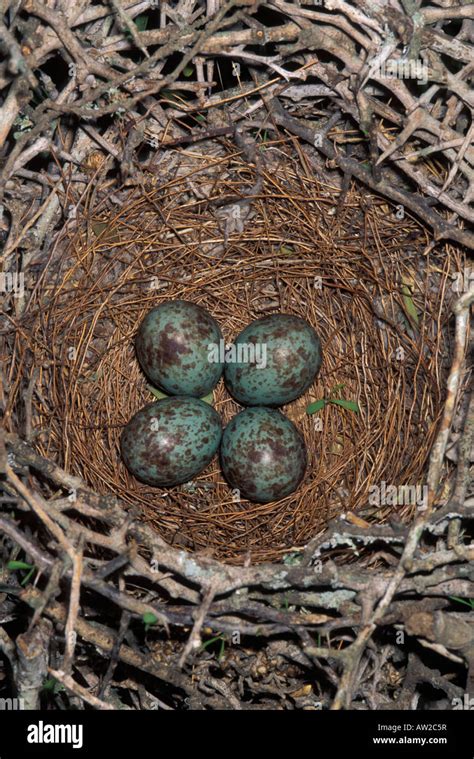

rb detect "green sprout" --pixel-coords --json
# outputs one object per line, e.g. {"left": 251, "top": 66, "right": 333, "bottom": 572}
{"left": 142, "top": 612, "right": 159, "bottom": 631}
{"left": 201, "top": 632, "right": 226, "bottom": 660}
{"left": 306, "top": 384, "right": 359, "bottom": 415}
{"left": 42, "top": 677, "right": 64, "bottom": 695}
{"left": 7, "top": 560, "right": 36, "bottom": 586}
{"left": 259, "top": 130, "right": 269, "bottom": 150}
{"left": 400, "top": 281, "right": 420, "bottom": 328}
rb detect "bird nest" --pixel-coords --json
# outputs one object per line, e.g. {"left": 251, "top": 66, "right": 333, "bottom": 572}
{"left": 4, "top": 142, "right": 463, "bottom": 564}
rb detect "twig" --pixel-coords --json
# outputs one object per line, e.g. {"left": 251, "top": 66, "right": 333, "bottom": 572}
{"left": 16, "top": 619, "right": 52, "bottom": 710}
{"left": 98, "top": 609, "right": 131, "bottom": 698}
{"left": 268, "top": 96, "right": 474, "bottom": 248}
{"left": 109, "top": 0, "right": 150, "bottom": 58}
{"left": 179, "top": 580, "right": 220, "bottom": 667}
{"left": 5, "top": 463, "right": 76, "bottom": 561}
{"left": 63, "top": 536, "right": 84, "bottom": 676}
{"left": 48, "top": 668, "right": 115, "bottom": 710}
{"left": 427, "top": 288, "right": 474, "bottom": 510}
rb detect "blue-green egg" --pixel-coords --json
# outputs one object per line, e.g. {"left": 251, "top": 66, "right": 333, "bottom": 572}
{"left": 121, "top": 397, "right": 222, "bottom": 486}
{"left": 220, "top": 407, "right": 307, "bottom": 503}
{"left": 224, "top": 314, "right": 322, "bottom": 406}
{"left": 136, "top": 300, "right": 223, "bottom": 397}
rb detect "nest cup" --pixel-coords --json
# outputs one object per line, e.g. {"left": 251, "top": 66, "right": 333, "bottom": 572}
{"left": 6, "top": 145, "right": 461, "bottom": 564}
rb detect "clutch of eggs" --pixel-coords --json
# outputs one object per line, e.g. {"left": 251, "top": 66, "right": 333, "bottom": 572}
{"left": 121, "top": 303, "right": 323, "bottom": 501}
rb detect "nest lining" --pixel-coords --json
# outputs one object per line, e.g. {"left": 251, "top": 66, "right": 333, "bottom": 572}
{"left": 5, "top": 144, "right": 462, "bottom": 563}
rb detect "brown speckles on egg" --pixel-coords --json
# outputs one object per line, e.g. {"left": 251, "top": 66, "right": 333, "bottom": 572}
{"left": 159, "top": 329, "right": 191, "bottom": 367}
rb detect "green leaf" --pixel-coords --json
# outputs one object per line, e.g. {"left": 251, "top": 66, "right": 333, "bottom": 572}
{"left": 201, "top": 634, "right": 224, "bottom": 651}
{"left": 183, "top": 66, "right": 194, "bottom": 77}
{"left": 147, "top": 385, "right": 169, "bottom": 400}
{"left": 42, "top": 677, "right": 64, "bottom": 694}
{"left": 449, "top": 596, "right": 474, "bottom": 609}
{"left": 148, "top": 385, "right": 213, "bottom": 405}
{"left": 134, "top": 14, "right": 149, "bottom": 31}
{"left": 218, "top": 636, "right": 226, "bottom": 660}
{"left": 330, "top": 383, "right": 345, "bottom": 396}
{"left": 142, "top": 612, "right": 158, "bottom": 629}
{"left": 306, "top": 399, "right": 327, "bottom": 414}
{"left": 201, "top": 632, "right": 226, "bottom": 658}
{"left": 7, "top": 560, "right": 34, "bottom": 570}
{"left": 21, "top": 567, "right": 36, "bottom": 586}
{"left": 329, "top": 398, "right": 359, "bottom": 413}
{"left": 401, "top": 283, "right": 419, "bottom": 327}
{"left": 259, "top": 130, "right": 269, "bottom": 150}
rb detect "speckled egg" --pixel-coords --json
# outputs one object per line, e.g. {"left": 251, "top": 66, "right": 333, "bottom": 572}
{"left": 136, "top": 300, "right": 224, "bottom": 397}
{"left": 224, "top": 314, "right": 322, "bottom": 406}
{"left": 220, "top": 407, "right": 307, "bottom": 503}
{"left": 121, "top": 397, "right": 222, "bottom": 486}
